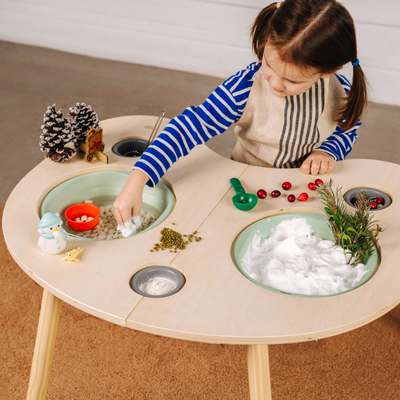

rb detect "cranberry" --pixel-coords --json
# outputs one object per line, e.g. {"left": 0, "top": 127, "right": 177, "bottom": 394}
{"left": 308, "top": 182, "right": 316, "bottom": 191}
{"left": 287, "top": 194, "right": 296, "bottom": 203}
{"left": 350, "top": 197, "right": 357, "bottom": 205}
{"left": 370, "top": 202, "right": 378, "bottom": 209}
{"left": 376, "top": 197, "right": 384, "bottom": 205}
{"left": 257, "top": 189, "right": 267, "bottom": 199}
{"left": 271, "top": 190, "right": 281, "bottom": 198}
{"left": 282, "top": 181, "right": 292, "bottom": 190}
{"left": 315, "top": 179, "right": 324, "bottom": 186}
{"left": 298, "top": 192, "right": 309, "bottom": 202}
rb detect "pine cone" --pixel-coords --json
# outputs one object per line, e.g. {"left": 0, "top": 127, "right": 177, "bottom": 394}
{"left": 40, "top": 104, "right": 77, "bottom": 162}
{"left": 45, "top": 150, "right": 63, "bottom": 162}
{"left": 61, "top": 147, "right": 77, "bottom": 161}
{"left": 68, "top": 102, "right": 99, "bottom": 146}
{"left": 45, "top": 147, "right": 77, "bottom": 163}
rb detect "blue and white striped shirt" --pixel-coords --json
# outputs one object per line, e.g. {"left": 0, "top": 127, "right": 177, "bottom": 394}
{"left": 134, "top": 62, "right": 360, "bottom": 187}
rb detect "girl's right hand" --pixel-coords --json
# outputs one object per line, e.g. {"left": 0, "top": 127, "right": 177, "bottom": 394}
{"left": 113, "top": 169, "right": 150, "bottom": 226}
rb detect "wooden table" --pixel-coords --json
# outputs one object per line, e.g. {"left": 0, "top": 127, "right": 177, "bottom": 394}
{"left": 4, "top": 116, "right": 400, "bottom": 400}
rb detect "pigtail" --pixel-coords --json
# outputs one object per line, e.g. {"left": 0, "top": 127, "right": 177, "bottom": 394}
{"left": 338, "top": 64, "right": 368, "bottom": 130}
{"left": 251, "top": 3, "right": 279, "bottom": 61}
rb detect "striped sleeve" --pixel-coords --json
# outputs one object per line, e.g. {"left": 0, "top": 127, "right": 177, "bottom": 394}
{"left": 315, "top": 73, "right": 360, "bottom": 161}
{"left": 134, "top": 62, "right": 260, "bottom": 187}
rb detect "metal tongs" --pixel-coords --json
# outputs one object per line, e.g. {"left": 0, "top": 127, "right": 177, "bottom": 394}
{"left": 146, "top": 109, "right": 165, "bottom": 150}
{"left": 122, "top": 109, "right": 166, "bottom": 157}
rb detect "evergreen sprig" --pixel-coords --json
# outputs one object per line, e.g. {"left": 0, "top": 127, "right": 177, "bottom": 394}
{"left": 316, "top": 179, "right": 383, "bottom": 266}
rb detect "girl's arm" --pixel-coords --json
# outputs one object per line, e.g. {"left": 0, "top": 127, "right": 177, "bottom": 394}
{"left": 113, "top": 62, "right": 260, "bottom": 225}
{"left": 133, "top": 62, "right": 259, "bottom": 188}
{"left": 301, "top": 72, "right": 361, "bottom": 175}
{"left": 301, "top": 120, "right": 360, "bottom": 175}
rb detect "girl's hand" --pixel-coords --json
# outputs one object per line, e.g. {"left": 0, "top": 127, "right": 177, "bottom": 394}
{"left": 113, "top": 169, "right": 149, "bottom": 226}
{"left": 300, "top": 151, "right": 335, "bottom": 175}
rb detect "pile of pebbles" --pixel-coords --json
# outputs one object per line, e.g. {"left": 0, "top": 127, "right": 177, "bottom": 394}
{"left": 69, "top": 200, "right": 158, "bottom": 240}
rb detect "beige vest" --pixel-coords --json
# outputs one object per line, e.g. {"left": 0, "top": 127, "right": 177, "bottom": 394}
{"left": 231, "top": 70, "right": 345, "bottom": 168}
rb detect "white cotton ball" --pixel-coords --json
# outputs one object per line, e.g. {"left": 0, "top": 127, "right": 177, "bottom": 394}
{"left": 87, "top": 217, "right": 94, "bottom": 221}
{"left": 75, "top": 218, "right": 81, "bottom": 222}
{"left": 81, "top": 215, "right": 88, "bottom": 221}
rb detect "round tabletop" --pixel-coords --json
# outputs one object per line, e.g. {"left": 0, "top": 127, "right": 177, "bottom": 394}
{"left": 4, "top": 115, "right": 400, "bottom": 345}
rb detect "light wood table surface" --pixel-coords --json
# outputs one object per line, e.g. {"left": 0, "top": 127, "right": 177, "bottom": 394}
{"left": 4, "top": 116, "right": 400, "bottom": 400}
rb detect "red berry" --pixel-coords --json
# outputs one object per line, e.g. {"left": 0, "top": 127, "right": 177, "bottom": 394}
{"left": 271, "top": 190, "right": 281, "bottom": 198}
{"left": 315, "top": 179, "right": 324, "bottom": 186}
{"left": 308, "top": 182, "right": 316, "bottom": 191}
{"left": 298, "top": 192, "right": 309, "bottom": 202}
{"left": 287, "top": 194, "right": 296, "bottom": 203}
{"left": 257, "top": 189, "right": 267, "bottom": 199}
{"left": 376, "top": 197, "right": 384, "bottom": 205}
{"left": 370, "top": 202, "right": 378, "bottom": 209}
{"left": 282, "top": 181, "right": 292, "bottom": 190}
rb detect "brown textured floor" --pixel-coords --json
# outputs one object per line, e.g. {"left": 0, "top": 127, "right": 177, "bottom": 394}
{"left": 1, "top": 41, "right": 400, "bottom": 399}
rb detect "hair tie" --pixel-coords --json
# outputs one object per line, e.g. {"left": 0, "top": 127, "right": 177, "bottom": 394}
{"left": 352, "top": 59, "right": 360, "bottom": 66}
{"left": 276, "top": 2, "right": 282, "bottom": 8}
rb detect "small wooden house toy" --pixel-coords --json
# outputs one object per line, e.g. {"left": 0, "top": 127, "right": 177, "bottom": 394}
{"left": 80, "top": 127, "right": 108, "bottom": 164}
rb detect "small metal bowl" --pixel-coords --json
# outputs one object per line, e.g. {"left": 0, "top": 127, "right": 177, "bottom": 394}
{"left": 343, "top": 187, "right": 392, "bottom": 210}
{"left": 130, "top": 266, "right": 185, "bottom": 298}
{"left": 112, "top": 138, "right": 148, "bottom": 158}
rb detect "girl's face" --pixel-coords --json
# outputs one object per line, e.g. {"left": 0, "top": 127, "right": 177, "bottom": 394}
{"left": 261, "top": 43, "right": 330, "bottom": 97}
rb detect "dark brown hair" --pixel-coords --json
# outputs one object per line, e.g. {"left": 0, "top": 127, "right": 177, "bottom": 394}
{"left": 251, "top": 0, "right": 367, "bottom": 130}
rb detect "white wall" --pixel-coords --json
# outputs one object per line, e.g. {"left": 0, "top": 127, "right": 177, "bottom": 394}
{"left": 0, "top": 0, "right": 399, "bottom": 105}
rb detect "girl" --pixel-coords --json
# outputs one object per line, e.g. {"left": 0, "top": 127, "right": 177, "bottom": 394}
{"left": 114, "top": 0, "right": 367, "bottom": 226}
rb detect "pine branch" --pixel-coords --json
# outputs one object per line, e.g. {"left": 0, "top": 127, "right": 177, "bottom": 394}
{"left": 316, "top": 180, "right": 383, "bottom": 267}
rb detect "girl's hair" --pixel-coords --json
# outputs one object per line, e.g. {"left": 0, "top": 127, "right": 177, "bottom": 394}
{"left": 251, "top": 0, "right": 367, "bottom": 130}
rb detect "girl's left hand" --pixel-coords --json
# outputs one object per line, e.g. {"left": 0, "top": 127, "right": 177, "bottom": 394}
{"left": 301, "top": 151, "right": 335, "bottom": 175}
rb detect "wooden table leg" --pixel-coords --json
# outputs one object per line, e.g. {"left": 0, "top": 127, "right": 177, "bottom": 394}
{"left": 247, "top": 344, "right": 272, "bottom": 400}
{"left": 27, "top": 289, "right": 62, "bottom": 400}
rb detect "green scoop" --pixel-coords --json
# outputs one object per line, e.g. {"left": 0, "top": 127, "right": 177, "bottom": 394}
{"left": 230, "top": 178, "right": 258, "bottom": 211}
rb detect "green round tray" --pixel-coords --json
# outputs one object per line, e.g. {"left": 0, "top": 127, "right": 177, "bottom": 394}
{"left": 39, "top": 170, "right": 175, "bottom": 240}
{"left": 231, "top": 213, "right": 380, "bottom": 298}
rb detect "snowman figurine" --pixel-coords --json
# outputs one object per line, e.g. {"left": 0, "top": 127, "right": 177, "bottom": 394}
{"left": 38, "top": 212, "right": 68, "bottom": 254}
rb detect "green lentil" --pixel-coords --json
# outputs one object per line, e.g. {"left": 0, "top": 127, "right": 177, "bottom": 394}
{"left": 150, "top": 227, "right": 203, "bottom": 252}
